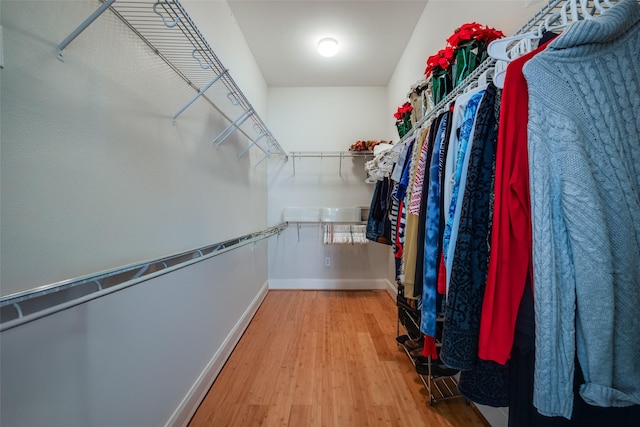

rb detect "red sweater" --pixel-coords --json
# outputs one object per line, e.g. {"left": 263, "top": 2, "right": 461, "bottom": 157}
{"left": 477, "top": 43, "right": 549, "bottom": 364}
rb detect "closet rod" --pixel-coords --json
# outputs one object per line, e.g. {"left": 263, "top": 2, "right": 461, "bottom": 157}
{"left": 289, "top": 151, "right": 374, "bottom": 158}
{"left": 0, "top": 223, "right": 288, "bottom": 332}
{"left": 289, "top": 151, "right": 374, "bottom": 175}
{"left": 395, "top": 0, "right": 566, "bottom": 147}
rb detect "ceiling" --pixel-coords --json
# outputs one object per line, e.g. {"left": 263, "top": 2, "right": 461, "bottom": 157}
{"left": 227, "top": 0, "right": 428, "bottom": 87}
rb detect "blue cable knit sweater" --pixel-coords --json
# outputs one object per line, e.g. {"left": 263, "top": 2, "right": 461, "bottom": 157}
{"left": 523, "top": 0, "right": 640, "bottom": 419}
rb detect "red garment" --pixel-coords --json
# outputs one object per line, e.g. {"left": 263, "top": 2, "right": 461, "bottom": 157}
{"left": 437, "top": 255, "right": 446, "bottom": 295}
{"left": 422, "top": 335, "right": 439, "bottom": 360}
{"left": 477, "top": 43, "right": 550, "bottom": 364}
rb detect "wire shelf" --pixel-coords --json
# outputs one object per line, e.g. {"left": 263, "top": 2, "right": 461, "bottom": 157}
{"left": 58, "top": 0, "right": 286, "bottom": 162}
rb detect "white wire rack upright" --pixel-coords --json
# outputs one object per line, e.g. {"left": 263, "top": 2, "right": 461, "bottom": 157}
{"left": 56, "top": 0, "right": 287, "bottom": 163}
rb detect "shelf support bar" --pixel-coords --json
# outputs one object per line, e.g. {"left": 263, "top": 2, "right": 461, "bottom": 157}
{"left": 12, "top": 303, "right": 23, "bottom": 318}
{"left": 57, "top": 0, "right": 116, "bottom": 62}
{"left": 172, "top": 69, "right": 228, "bottom": 122}
{"left": 238, "top": 132, "right": 267, "bottom": 158}
{"left": 212, "top": 109, "right": 254, "bottom": 146}
{"left": 255, "top": 151, "right": 271, "bottom": 167}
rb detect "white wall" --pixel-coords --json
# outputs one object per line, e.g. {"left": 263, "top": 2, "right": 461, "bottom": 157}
{"left": 267, "top": 87, "right": 395, "bottom": 290}
{"left": 0, "top": 245, "right": 269, "bottom": 427}
{"left": 1, "top": 0, "right": 270, "bottom": 296}
{"left": 1, "top": 1, "right": 272, "bottom": 426}
{"left": 386, "top": 0, "right": 540, "bottom": 135}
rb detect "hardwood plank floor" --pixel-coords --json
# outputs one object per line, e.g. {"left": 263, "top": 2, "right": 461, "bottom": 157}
{"left": 189, "top": 290, "right": 489, "bottom": 427}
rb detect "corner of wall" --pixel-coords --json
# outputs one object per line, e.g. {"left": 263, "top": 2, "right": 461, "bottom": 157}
{"left": 165, "top": 281, "right": 269, "bottom": 427}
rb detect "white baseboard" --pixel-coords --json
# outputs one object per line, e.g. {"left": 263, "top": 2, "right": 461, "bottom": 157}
{"left": 268, "top": 278, "right": 389, "bottom": 290}
{"left": 475, "top": 404, "right": 508, "bottom": 427}
{"left": 385, "top": 279, "right": 398, "bottom": 300}
{"left": 166, "top": 281, "right": 269, "bottom": 427}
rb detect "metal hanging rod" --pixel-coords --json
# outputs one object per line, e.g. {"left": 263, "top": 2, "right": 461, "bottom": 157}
{"left": 55, "top": 0, "right": 287, "bottom": 161}
{"left": 288, "top": 151, "right": 374, "bottom": 175}
{"left": 0, "top": 223, "right": 287, "bottom": 332}
{"left": 289, "top": 151, "right": 374, "bottom": 158}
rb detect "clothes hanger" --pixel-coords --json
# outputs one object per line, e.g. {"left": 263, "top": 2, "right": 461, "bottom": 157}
{"left": 477, "top": 68, "right": 493, "bottom": 87}
{"left": 492, "top": 60, "right": 508, "bottom": 88}
{"left": 486, "top": 32, "right": 540, "bottom": 62}
{"left": 578, "top": 0, "right": 595, "bottom": 20}
{"left": 487, "top": 0, "right": 583, "bottom": 62}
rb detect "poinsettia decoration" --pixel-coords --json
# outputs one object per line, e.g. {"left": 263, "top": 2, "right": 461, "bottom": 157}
{"left": 393, "top": 102, "right": 414, "bottom": 121}
{"left": 424, "top": 46, "right": 456, "bottom": 77}
{"left": 424, "top": 22, "right": 504, "bottom": 77}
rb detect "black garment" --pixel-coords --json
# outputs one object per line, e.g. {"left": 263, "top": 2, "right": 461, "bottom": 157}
{"left": 366, "top": 177, "right": 392, "bottom": 244}
{"left": 435, "top": 109, "right": 454, "bottom": 291}
{"left": 508, "top": 279, "right": 640, "bottom": 426}
{"left": 459, "top": 359, "right": 509, "bottom": 407}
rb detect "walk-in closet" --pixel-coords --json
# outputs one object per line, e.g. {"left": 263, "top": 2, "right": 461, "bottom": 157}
{"left": 1, "top": 1, "right": 639, "bottom": 426}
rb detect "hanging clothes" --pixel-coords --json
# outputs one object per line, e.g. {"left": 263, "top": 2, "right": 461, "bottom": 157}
{"left": 420, "top": 111, "right": 451, "bottom": 339}
{"left": 477, "top": 39, "right": 553, "bottom": 366}
{"left": 403, "top": 124, "right": 434, "bottom": 299}
{"left": 523, "top": 0, "right": 640, "bottom": 418}
{"left": 366, "top": 176, "right": 392, "bottom": 244}
{"left": 441, "top": 86, "right": 487, "bottom": 296}
{"left": 440, "top": 83, "right": 498, "bottom": 371}
{"left": 440, "top": 84, "right": 510, "bottom": 408}
{"left": 413, "top": 118, "right": 442, "bottom": 299}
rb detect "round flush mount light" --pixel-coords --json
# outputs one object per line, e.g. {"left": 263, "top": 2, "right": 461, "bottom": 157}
{"left": 317, "top": 37, "right": 339, "bottom": 57}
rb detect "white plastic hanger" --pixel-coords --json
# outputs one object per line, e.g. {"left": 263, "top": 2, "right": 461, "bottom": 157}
{"left": 487, "top": 0, "right": 584, "bottom": 63}
{"left": 486, "top": 32, "right": 540, "bottom": 62}
{"left": 492, "top": 60, "right": 507, "bottom": 88}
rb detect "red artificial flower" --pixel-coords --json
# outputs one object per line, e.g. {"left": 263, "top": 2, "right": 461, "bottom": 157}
{"left": 446, "top": 32, "right": 460, "bottom": 48}
{"left": 476, "top": 27, "right": 505, "bottom": 43}
{"left": 394, "top": 102, "right": 413, "bottom": 121}
{"left": 425, "top": 47, "right": 456, "bottom": 77}
{"left": 425, "top": 22, "right": 504, "bottom": 77}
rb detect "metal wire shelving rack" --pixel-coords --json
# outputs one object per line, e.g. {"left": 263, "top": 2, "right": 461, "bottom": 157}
{"left": 56, "top": 0, "right": 287, "bottom": 165}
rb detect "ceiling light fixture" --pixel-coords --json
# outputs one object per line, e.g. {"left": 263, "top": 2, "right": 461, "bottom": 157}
{"left": 317, "top": 37, "right": 339, "bottom": 57}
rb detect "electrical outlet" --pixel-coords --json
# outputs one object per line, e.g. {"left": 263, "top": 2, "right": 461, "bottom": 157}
{"left": 324, "top": 257, "right": 331, "bottom": 267}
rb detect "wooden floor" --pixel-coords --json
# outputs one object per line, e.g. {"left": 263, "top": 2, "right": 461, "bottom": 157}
{"left": 189, "top": 290, "right": 488, "bottom": 427}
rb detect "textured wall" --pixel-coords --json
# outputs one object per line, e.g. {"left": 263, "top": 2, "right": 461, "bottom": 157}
{"left": 1, "top": 1, "right": 271, "bottom": 426}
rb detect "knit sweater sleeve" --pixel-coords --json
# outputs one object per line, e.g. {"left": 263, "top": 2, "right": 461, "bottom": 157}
{"left": 526, "top": 107, "right": 579, "bottom": 419}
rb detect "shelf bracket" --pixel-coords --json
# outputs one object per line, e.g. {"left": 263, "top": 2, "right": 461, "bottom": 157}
{"left": 172, "top": 69, "right": 228, "bottom": 122}
{"left": 56, "top": 0, "right": 116, "bottom": 62}
{"left": 238, "top": 132, "right": 267, "bottom": 158}
{"left": 211, "top": 109, "right": 254, "bottom": 146}
{"left": 12, "top": 303, "right": 23, "bottom": 318}
{"left": 255, "top": 150, "right": 271, "bottom": 167}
